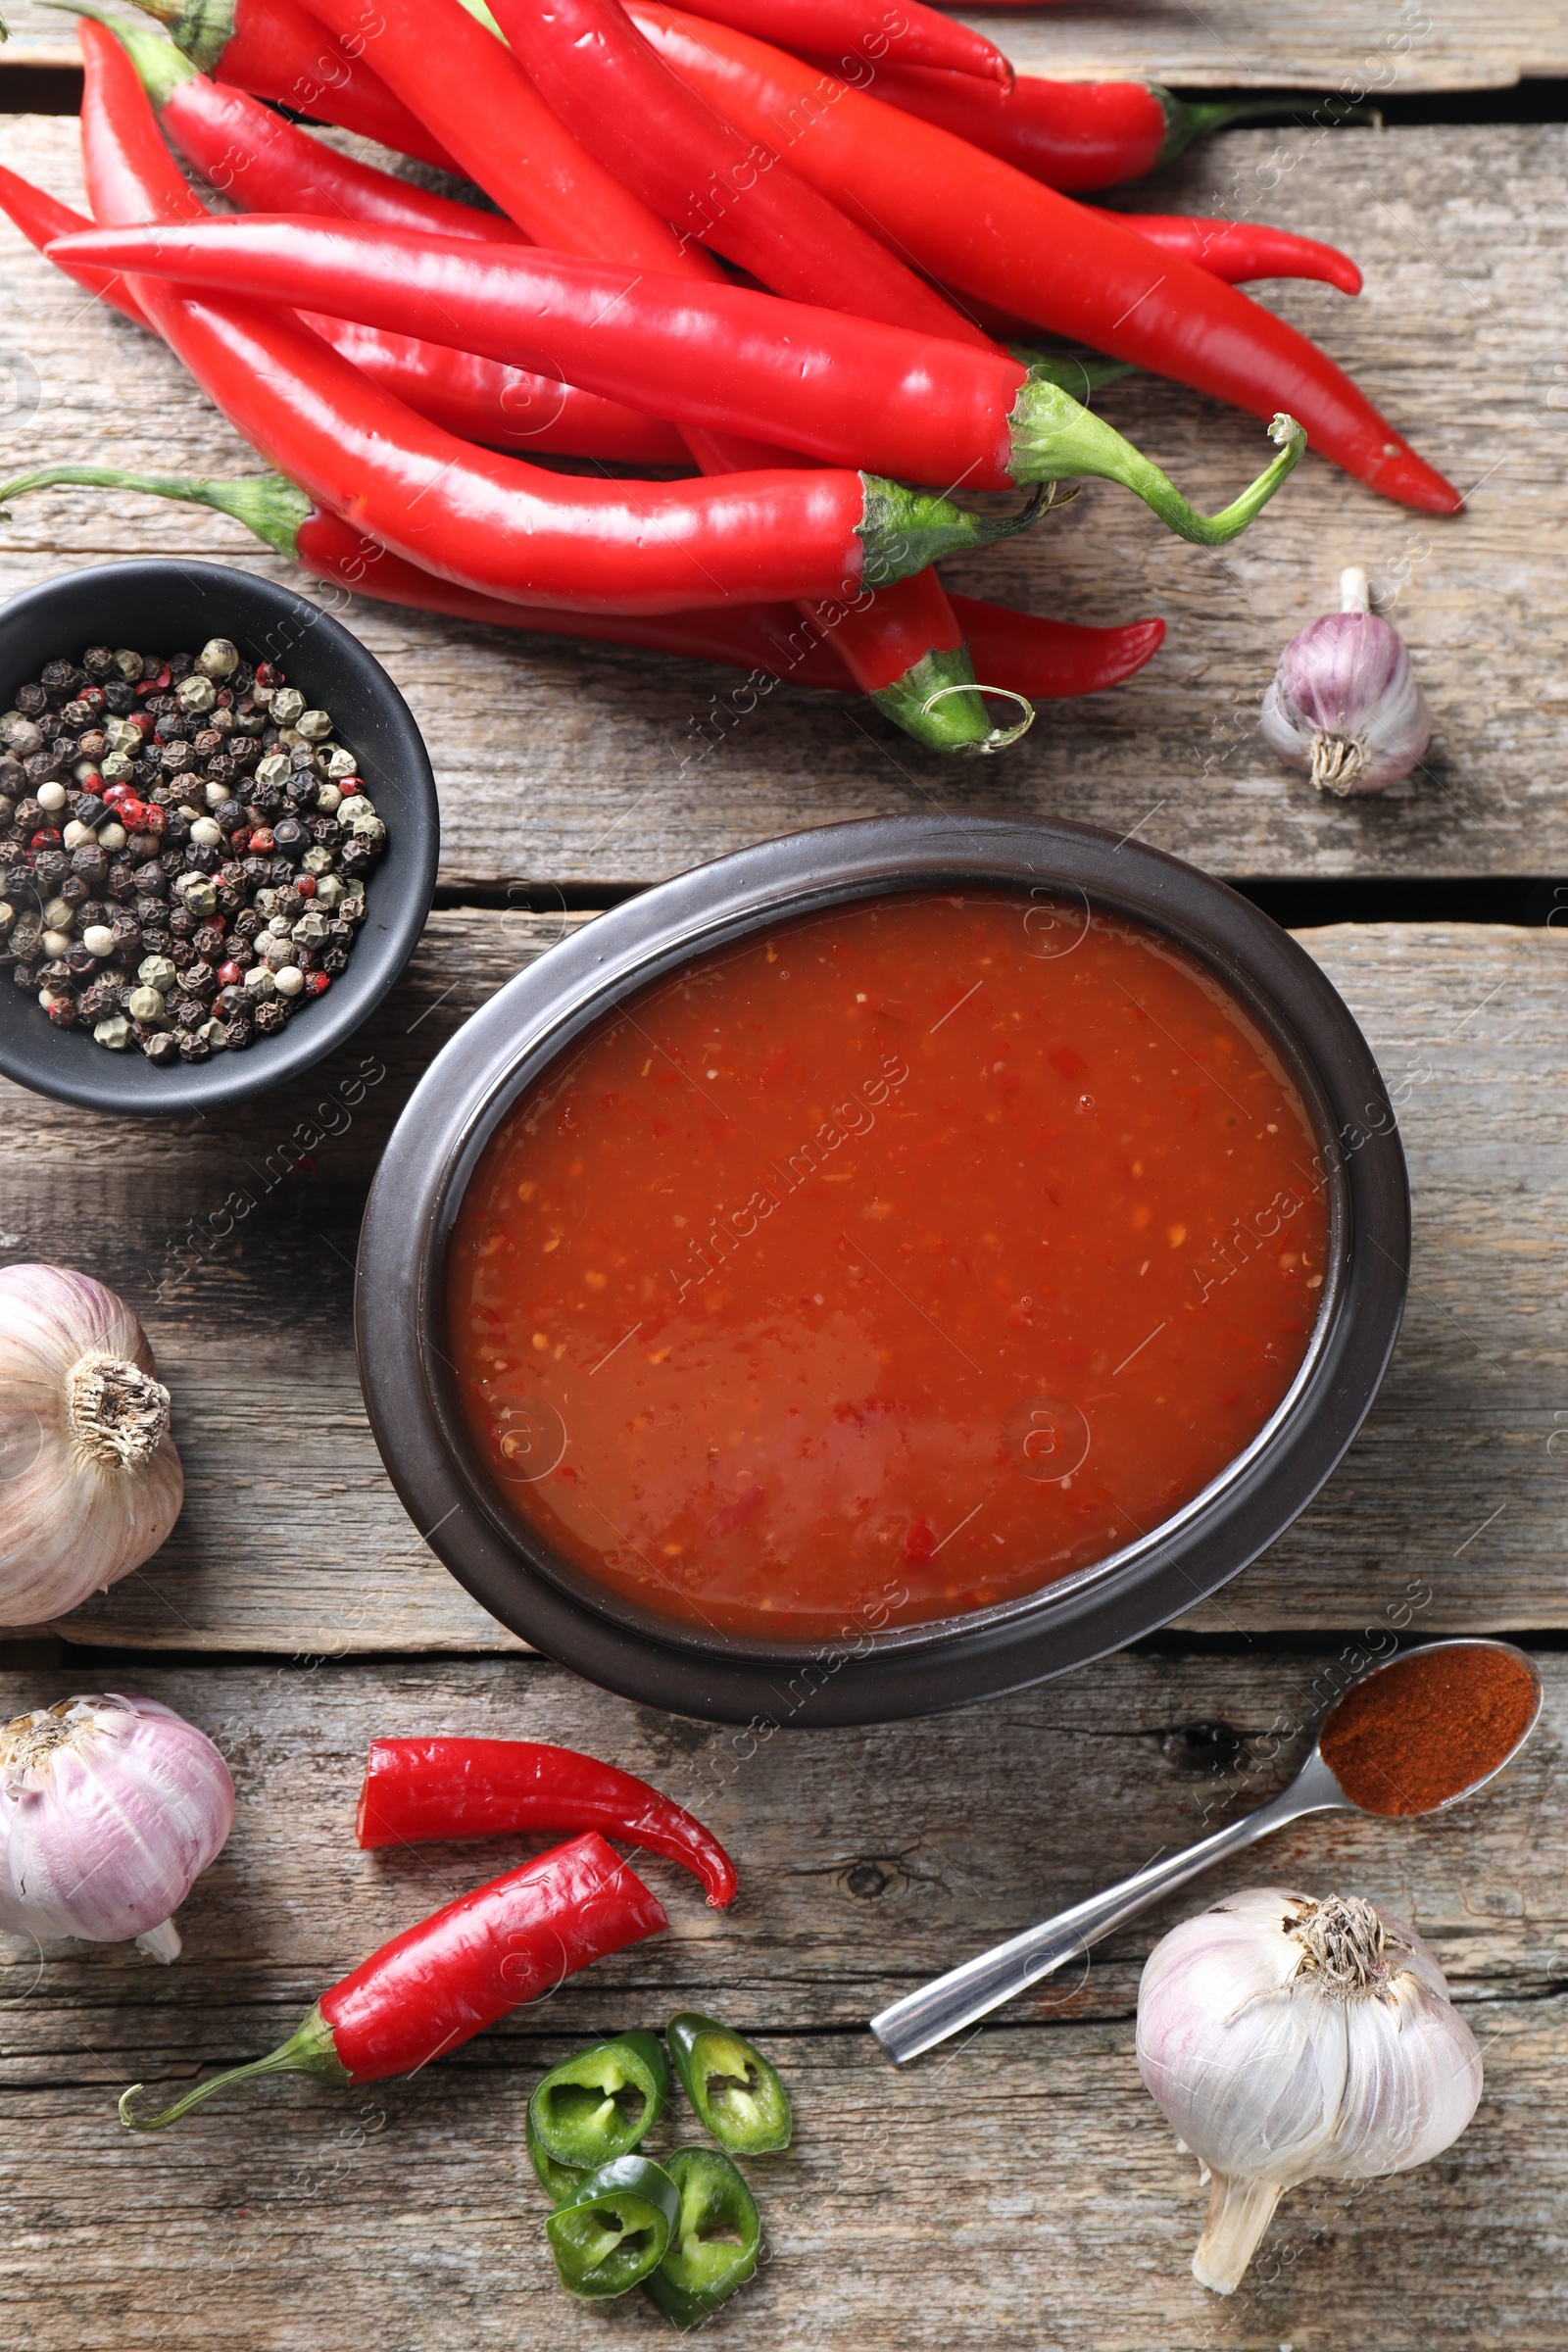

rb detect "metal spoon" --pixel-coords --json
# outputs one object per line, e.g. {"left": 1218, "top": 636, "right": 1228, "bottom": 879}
{"left": 869, "top": 1638, "right": 1542, "bottom": 2066}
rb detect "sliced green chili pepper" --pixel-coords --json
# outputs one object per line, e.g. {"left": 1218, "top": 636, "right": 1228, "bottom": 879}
{"left": 530, "top": 2030, "right": 670, "bottom": 2168}
{"left": 644, "top": 2146, "right": 761, "bottom": 2328}
{"left": 665, "top": 2012, "right": 792, "bottom": 2154}
{"left": 545, "top": 2154, "right": 681, "bottom": 2299}
{"left": 525, "top": 2105, "right": 588, "bottom": 2205}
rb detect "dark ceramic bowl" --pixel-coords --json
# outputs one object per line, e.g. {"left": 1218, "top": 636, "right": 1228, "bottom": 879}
{"left": 0, "top": 561, "right": 437, "bottom": 1114}
{"left": 357, "top": 815, "right": 1410, "bottom": 1727}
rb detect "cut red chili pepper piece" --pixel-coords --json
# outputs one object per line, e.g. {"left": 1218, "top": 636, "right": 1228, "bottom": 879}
{"left": 684, "top": 0, "right": 1009, "bottom": 83}
{"left": 62, "top": 217, "right": 1305, "bottom": 546}
{"left": 356, "top": 1736, "right": 740, "bottom": 1909}
{"left": 487, "top": 0, "right": 992, "bottom": 342}
{"left": 298, "top": 0, "right": 716, "bottom": 275}
{"left": 0, "top": 465, "right": 1168, "bottom": 704}
{"left": 865, "top": 61, "right": 1333, "bottom": 194}
{"left": 115, "top": 0, "right": 465, "bottom": 172}
{"left": 74, "top": 27, "right": 1009, "bottom": 614}
{"left": 626, "top": 3, "right": 1462, "bottom": 514}
{"left": 117, "top": 1833, "right": 666, "bottom": 2130}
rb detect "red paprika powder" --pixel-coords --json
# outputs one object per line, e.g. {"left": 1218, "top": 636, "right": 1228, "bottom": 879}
{"left": 1320, "top": 1641, "right": 1540, "bottom": 1815}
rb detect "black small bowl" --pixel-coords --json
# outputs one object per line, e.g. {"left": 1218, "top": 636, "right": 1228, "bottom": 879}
{"left": 357, "top": 815, "right": 1410, "bottom": 1727}
{"left": 0, "top": 561, "right": 437, "bottom": 1114}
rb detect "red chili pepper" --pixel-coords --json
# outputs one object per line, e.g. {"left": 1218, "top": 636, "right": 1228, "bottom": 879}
{"left": 116, "top": 0, "right": 465, "bottom": 172}
{"left": 1116, "top": 216, "right": 1362, "bottom": 297}
{"left": 292, "top": 0, "right": 715, "bottom": 275}
{"left": 105, "top": 6, "right": 527, "bottom": 245}
{"left": 66, "top": 216, "right": 1305, "bottom": 546}
{"left": 357, "top": 1738, "right": 739, "bottom": 1908}
{"left": 77, "top": 24, "right": 974, "bottom": 614}
{"left": 0, "top": 463, "right": 1167, "bottom": 703}
{"left": 0, "top": 158, "right": 686, "bottom": 466}
{"left": 863, "top": 61, "right": 1313, "bottom": 194}
{"left": 486, "top": 0, "right": 991, "bottom": 341}
{"left": 626, "top": 3, "right": 1462, "bottom": 513}
{"left": 117, "top": 1833, "right": 665, "bottom": 2131}
{"left": 682, "top": 0, "right": 1009, "bottom": 83}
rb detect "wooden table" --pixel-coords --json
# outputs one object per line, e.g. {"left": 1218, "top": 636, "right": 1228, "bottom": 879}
{"left": 2, "top": 22, "right": 1566, "bottom": 2343}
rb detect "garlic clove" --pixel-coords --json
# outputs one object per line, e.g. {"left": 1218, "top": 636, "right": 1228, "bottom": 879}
{"left": 0, "top": 1266, "right": 182, "bottom": 1624}
{"left": 1260, "top": 565, "right": 1432, "bottom": 796}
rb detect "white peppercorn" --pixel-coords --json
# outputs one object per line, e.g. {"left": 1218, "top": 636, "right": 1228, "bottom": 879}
{"left": 138, "top": 953, "right": 176, "bottom": 992}
{"left": 273, "top": 964, "right": 305, "bottom": 997}
{"left": 80, "top": 923, "right": 117, "bottom": 957}
{"left": 125, "top": 984, "right": 166, "bottom": 1023}
{"left": 176, "top": 674, "right": 218, "bottom": 715}
{"left": 93, "top": 1013, "right": 132, "bottom": 1050}
{"left": 243, "top": 962, "right": 276, "bottom": 998}
{"left": 35, "top": 780, "right": 67, "bottom": 812}
{"left": 295, "top": 709, "right": 333, "bottom": 742}
{"left": 189, "top": 817, "right": 223, "bottom": 848}
{"left": 198, "top": 637, "right": 239, "bottom": 677}
{"left": 270, "top": 687, "right": 305, "bottom": 727}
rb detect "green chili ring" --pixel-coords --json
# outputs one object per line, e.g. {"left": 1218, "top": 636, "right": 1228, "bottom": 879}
{"left": 666, "top": 2012, "right": 792, "bottom": 2154}
{"left": 545, "top": 2154, "right": 682, "bottom": 2299}
{"left": 525, "top": 2105, "right": 589, "bottom": 2205}
{"left": 644, "top": 2146, "right": 761, "bottom": 2328}
{"left": 530, "top": 2029, "right": 670, "bottom": 2168}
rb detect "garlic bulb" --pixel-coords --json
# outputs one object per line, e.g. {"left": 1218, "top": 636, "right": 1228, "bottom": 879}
{"left": 1137, "top": 1886, "right": 1482, "bottom": 2294}
{"left": 0, "top": 1265, "right": 183, "bottom": 1623}
{"left": 1260, "top": 567, "right": 1431, "bottom": 795}
{"left": 0, "top": 1694, "right": 233, "bottom": 1960}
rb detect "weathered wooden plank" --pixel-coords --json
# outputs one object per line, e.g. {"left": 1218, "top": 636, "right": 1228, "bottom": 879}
{"left": 0, "top": 1650, "right": 1560, "bottom": 2349}
{"left": 4, "top": 0, "right": 1567, "bottom": 87}
{"left": 0, "top": 914, "right": 1561, "bottom": 1653}
{"left": 1, "top": 118, "right": 1565, "bottom": 881}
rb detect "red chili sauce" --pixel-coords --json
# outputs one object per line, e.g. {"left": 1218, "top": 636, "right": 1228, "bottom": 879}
{"left": 447, "top": 894, "right": 1330, "bottom": 1642}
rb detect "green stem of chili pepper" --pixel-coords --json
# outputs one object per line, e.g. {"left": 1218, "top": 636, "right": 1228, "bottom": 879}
{"left": 665, "top": 2013, "right": 792, "bottom": 2155}
{"left": 643, "top": 2146, "right": 761, "bottom": 2328}
{"left": 546, "top": 2155, "right": 682, "bottom": 2298}
{"left": 530, "top": 2031, "right": 670, "bottom": 2169}
{"left": 1008, "top": 395, "right": 1306, "bottom": 546}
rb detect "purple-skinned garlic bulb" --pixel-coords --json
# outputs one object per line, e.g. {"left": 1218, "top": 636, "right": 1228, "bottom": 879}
{"left": 0, "top": 1694, "right": 233, "bottom": 1961}
{"left": 1260, "top": 566, "right": 1431, "bottom": 795}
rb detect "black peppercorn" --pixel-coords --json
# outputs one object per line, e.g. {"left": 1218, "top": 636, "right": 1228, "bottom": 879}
{"left": 106, "top": 862, "right": 137, "bottom": 901}
{"left": 270, "top": 816, "right": 307, "bottom": 861}
{"left": 76, "top": 898, "right": 109, "bottom": 929}
{"left": 193, "top": 922, "right": 226, "bottom": 960}
{"left": 321, "top": 946, "right": 350, "bottom": 976}
{"left": 102, "top": 680, "right": 135, "bottom": 716}
{"left": 221, "top": 937, "right": 255, "bottom": 970}
{"left": 254, "top": 998, "right": 288, "bottom": 1036}
{"left": 309, "top": 816, "right": 342, "bottom": 849}
{"left": 233, "top": 906, "right": 263, "bottom": 941}
{"left": 33, "top": 850, "right": 68, "bottom": 892}
{"left": 67, "top": 947, "right": 99, "bottom": 979}
{"left": 222, "top": 1015, "right": 255, "bottom": 1052}
{"left": 273, "top": 883, "right": 304, "bottom": 921}
{"left": 172, "top": 997, "right": 205, "bottom": 1033}
{"left": 168, "top": 906, "right": 198, "bottom": 941}
{"left": 132, "top": 861, "right": 168, "bottom": 900}
{"left": 11, "top": 961, "right": 37, "bottom": 991}
{"left": 82, "top": 646, "right": 115, "bottom": 681}
{"left": 241, "top": 855, "right": 272, "bottom": 889}
{"left": 77, "top": 978, "right": 122, "bottom": 1024}
{"left": 167, "top": 652, "right": 193, "bottom": 682}
{"left": 216, "top": 798, "right": 244, "bottom": 832}
{"left": 215, "top": 983, "right": 249, "bottom": 1020}
{"left": 167, "top": 937, "right": 197, "bottom": 971}
{"left": 61, "top": 874, "right": 89, "bottom": 910}
{"left": 192, "top": 728, "right": 223, "bottom": 762}
{"left": 153, "top": 711, "right": 187, "bottom": 744}
{"left": 183, "top": 960, "right": 218, "bottom": 1001}
{"left": 110, "top": 909, "right": 142, "bottom": 950}
{"left": 159, "top": 741, "right": 195, "bottom": 774}
{"left": 140, "top": 928, "right": 172, "bottom": 960}
{"left": 37, "top": 957, "right": 72, "bottom": 988}
{"left": 76, "top": 731, "right": 110, "bottom": 764}
{"left": 15, "top": 684, "right": 46, "bottom": 719}
{"left": 45, "top": 995, "right": 76, "bottom": 1028}
{"left": 158, "top": 850, "right": 185, "bottom": 884}
{"left": 183, "top": 842, "right": 220, "bottom": 875}
{"left": 142, "top": 1031, "right": 179, "bottom": 1065}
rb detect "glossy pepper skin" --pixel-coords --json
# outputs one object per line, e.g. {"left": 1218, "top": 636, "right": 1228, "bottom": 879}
{"left": 687, "top": 0, "right": 1009, "bottom": 84}
{"left": 67, "top": 217, "right": 1307, "bottom": 547}
{"left": 93, "top": 6, "right": 526, "bottom": 246}
{"left": 1117, "top": 216, "right": 1362, "bottom": 297}
{"left": 666, "top": 2012, "right": 792, "bottom": 2153}
{"left": 76, "top": 27, "right": 1011, "bottom": 616}
{"left": 528, "top": 2106, "right": 589, "bottom": 2203}
{"left": 487, "top": 0, "right": 992, "bottom": 344}
{"left": 530, "top": 2031, "right": 671, "bottom": 2167}
{"left": 118, "top": 1834, "right": 667, "bottom": 2129}
{"left": 299, "top": 0, "right": 714, "bottom": 276}
{"left": 547, "top": 2156, "right": 683, "bottom": 2297}
{"left": 356, "top": 1737, "right": 739, "bottom": 1909}
{"left": 120, "top": 0, "right": 465, "bottom": 172}
{"left": 0, "top": 466, "right": 1169, "bottom": 704}
{"left": 864, "top": 62, "right": 1309, "bottom": 194}
{"left": 626, "top": 2, "right": 1463, "bottom": 514}
{"left": 0, "top": 157, "right": 685, "bottom": 466}
{"left": 643, "top": 2146, "right": 760, "bottom": 2328}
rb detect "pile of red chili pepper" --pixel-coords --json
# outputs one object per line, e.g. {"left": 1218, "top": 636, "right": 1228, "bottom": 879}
{"left": 2, "top": 0, "right": 1460, "bottom": 752}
